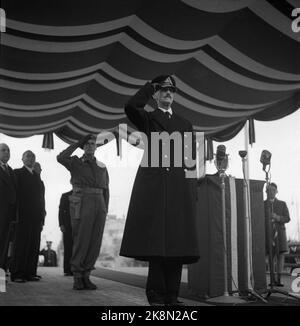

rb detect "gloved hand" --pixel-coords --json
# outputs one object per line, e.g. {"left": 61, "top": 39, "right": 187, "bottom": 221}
{"left": 77, "top": 134, "right": 95, "bottom": 149}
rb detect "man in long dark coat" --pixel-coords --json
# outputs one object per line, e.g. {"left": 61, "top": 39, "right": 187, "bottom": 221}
{"left": 265, "top": 182, "right": 290, "bottom": 286}
{"left": 120, "top": 75, "right": 200, "bottom": 306}
{"left": 59, "top": 190, "right": 73, "bottom": 276}
{"left": 10, "top": 151, "right": 45, "bottom": 282}
{"left": 0, "top": 144, "right": 17, "bottom": 272}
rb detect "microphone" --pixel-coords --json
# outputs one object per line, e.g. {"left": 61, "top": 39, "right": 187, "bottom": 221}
{"left": 238, "top": 150, "right": 247, "bottom": 158}
{"left": 260, "top": 150, "right": 272, "bottom": 171}
{"left": 216, "top": 144, "right": 226, "bottom": 162}
{"left": 215, "top": 145, "right": 228, "bottom": 171}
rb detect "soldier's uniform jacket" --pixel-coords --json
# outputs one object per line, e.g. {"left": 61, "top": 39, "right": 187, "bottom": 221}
{"left": 120, "top": 82, "right": 200, "bottom": 263}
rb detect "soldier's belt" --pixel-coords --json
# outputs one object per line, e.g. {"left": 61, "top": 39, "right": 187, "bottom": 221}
{"left": 72, "top": 187, "right": 103, "bottom": 194}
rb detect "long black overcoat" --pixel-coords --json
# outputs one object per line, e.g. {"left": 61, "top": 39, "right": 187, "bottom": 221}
{"left": 120, "top": 83, "right": 200, "bottom": 263}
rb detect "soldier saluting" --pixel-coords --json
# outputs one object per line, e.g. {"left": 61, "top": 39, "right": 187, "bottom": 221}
{"left": 120, "top": 75, "right": 200, "bottom": 306}
{"left": 57, "top": 134, "right": 109, "bottom": 290}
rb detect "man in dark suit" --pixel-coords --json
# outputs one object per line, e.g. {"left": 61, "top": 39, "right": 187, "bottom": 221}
{"left": 32, "top": 162, "right": 46, "bottom": 280}
{"left": 40, "top": 241, "right": 57, "bottom": 267}
{"left": 265, "top": 182, "right": 290, "bottom": 287}
{"left": 10, "top": 151, "right": 46, "bottom": 282}
{"left": 120, "top": 75, "right": 200, "bottom": 306}
{"left": 0, "top": 143, "right": 17, "bottom": 272}
{"left": 59, "top": 190, "right": 73, "bottom": 276}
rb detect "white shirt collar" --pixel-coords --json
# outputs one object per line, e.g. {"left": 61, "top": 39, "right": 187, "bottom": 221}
{"left": 158, "top": 107, "right": 172, "bottom": 115}
{"left": 24, "top": 165, "right": 34, "bottom": 174}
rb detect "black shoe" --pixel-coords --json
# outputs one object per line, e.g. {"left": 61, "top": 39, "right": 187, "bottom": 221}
{"left": 149, "top": 302, "right": 165, "bottom": 306}
{"left": 83, "top": 276, "right": 97, "bottom": 290}
{"left": 26, "top": 276, "right": 40, "bottom": 282}
{"left": 275, "top": 282, "right": 284, "bottom": 287}
{"left": 35, "top": 275, "right": 42, "bottom": 279}
{"left": 11, "top": 277, "right": 26, "bottom": 283}
{"left": 165, "top": 300, "right": 186, "bottom": 306}
{"left": 146, "top": 290, "right": 165, "bottom": 306}
{"left": 73, "top": 277, "right": 85, "bottom": 290}
{"left": 64, "top": 272, "right": 73, "bottom": 276}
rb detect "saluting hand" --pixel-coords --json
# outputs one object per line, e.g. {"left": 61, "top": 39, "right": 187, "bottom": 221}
{"left": 77, "top": 134, "right": 94, "bottom": 149}
{"left": 151, "top": 82, "right": 160, "bottom": 93}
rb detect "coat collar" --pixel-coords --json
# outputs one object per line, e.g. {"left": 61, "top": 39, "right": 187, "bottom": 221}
{"left": 151, "top": 109, "right": 173, "bottom": 131}
{"left": 21, "top": 165, "right": 36, "bottom": 176}
{"left": 0, "top": 164, "right": 16, "bottom": 186}
{"left": 0, "top": 165, "right": 10, "bottom": 183}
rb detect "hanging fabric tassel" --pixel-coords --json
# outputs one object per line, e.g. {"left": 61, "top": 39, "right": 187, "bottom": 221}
{"left": 42, "top": 132, "right": 54, "bottom": 150}
{"left": 248, "top": 118, "right": 256, "bottom": 145}
{"left": 206, "top": 137, "right": 214, "bottom": 161}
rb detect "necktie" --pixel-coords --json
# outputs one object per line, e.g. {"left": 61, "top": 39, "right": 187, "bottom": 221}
{"left": 165, "top": 111, "right": 171, "bottom": 119}
{"left": 2, "top": 164, "right": 9, "bottom": 175}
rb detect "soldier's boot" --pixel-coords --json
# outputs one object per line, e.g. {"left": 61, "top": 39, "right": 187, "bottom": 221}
{"left": 83, "top": 276, "right": 97, "bottom": 290}
{"left": 73, "top": 277, "right": 85, "bottom": 290}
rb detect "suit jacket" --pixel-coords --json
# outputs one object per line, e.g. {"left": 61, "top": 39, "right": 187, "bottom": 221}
{"left": 264, "top": 198, "right": 290, "bottom": 252}
{"left": 14, "top": 166, "right": 45, "bottom": 224}
{"left": 59, "top": 190, "right": 73, "bottom": 230}
{"left": 120, "top": 82, "right": 199, "bottom": 263}
{"left": 0, "top": 165, "right": 17, "bottom": 268}
{"left": 0, "top": 165, "right": 17, "bottom": 208}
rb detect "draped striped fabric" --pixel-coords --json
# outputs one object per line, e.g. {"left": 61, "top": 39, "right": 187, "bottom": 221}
{"left": 0, "top": 0, "right": 299, "bottom": 146}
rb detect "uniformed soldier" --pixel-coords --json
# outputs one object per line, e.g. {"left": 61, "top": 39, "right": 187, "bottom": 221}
{"left": 57, "top": 134, "right": 109, "bottom": 290}
{"left": 120, "top": 75, "right": 200, "bottom": 306}
{"left": 40, "top": 241, "right": 57, "bottom": 267}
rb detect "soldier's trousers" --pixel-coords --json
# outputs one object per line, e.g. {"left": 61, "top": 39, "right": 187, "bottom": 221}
{"left": 69, "top": 190, "right": 107, "bottom": 277}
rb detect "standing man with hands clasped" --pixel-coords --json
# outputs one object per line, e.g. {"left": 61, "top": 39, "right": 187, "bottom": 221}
{"left": 10, "top": 151, "right": 46, "bottom": 282}
{"left": 120, "top": 75, "right": 200, "bottom": 306}
{"left": 265, "top": 182, "right": 290, "bottom": 287}
{"left": 57, "top": 134, "right": 109, "bottom": 290}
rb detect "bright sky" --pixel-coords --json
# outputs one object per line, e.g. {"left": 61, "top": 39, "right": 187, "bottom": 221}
{"left": 1, "top": 109, "right": 299, "bottom": 249}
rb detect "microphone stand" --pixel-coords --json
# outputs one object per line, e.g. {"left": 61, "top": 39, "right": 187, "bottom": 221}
{"left": 263, "top": 167, "right": 300, "bottom": 301}
{"left": 239, "top": 152, "right": 267, "bottom": 303}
